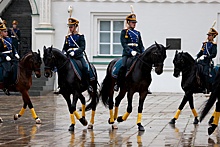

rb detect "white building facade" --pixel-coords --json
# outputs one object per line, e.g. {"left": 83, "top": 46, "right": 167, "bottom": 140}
{"left": 27, "top": 0, "right": 220, "bottom": 92}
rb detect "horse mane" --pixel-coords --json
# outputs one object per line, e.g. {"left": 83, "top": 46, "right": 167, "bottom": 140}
{"left": 182, "top": 52, "right": 195, "bottom": 64}
{"left": 141, "top": 44, "right": 157, "bottom": 57}
{"left": 19, "top": 51, "right": 33, "bottom": 64}
{"left": 51, "top": 47, "right": 67, "bottom": 59}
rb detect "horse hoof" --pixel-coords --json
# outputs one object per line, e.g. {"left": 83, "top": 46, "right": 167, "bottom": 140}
{"left": 208, "top": 124, "right": 217, "bottom": 135}
{"left": 137, "top": 123, "right": 145, "bottom": 131}
{"left": 69, "top": 124, "right": 75, "bottom": 131}
{"left": 35, "top": 118, "right": 42, "bottom": 124}
{"left": 87, "top": 123, "right": 93, "bottom": 129}
{"left": 108, "top": 118, "right": 114, "bottom": 124}
{"left": 112, "top": 124, "right": 118, "bottom": 129}
{"left": 117, "top": 116, "right": 124, "bottom": 122}
{"left": 79, "top": 117, "right": 88, "bottom": 126}
{"left": 193, "top": 117, "right": 199, "bottom": 124}
{"left": 0, "top": 117, "right": 3, "bottom": 123}
{"left": 169, "top": 118, "right": 176, "bottom": 124}
{"left": 14, "top": 114, "right": 19, "bottom": 120}
{"left": 208, "top": 116, "right": 214, "bottom": 125}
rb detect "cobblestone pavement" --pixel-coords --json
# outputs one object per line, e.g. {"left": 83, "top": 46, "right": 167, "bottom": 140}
{"left": 0, "top": 92, "right": 219, "bottom": 147}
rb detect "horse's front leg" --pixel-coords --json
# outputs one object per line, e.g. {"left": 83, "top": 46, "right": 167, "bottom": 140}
{"left": 71, "top": 92, "right": 88, "bottom": 128}
{"left": 14, "top": 103, "right": 27, "bottom": 121}
{"left": 188, "top": 94, "right": 199, "bottom": 124}
{"left": 20, "top": 91, "right": 41, "bottom": 124}
{"left": 117, "top": 90, "right": 134, "bottom": 123}
{"left": 169, "top": 94, "right": 188, "bottom": 124}
{"left": 135, "top": 91, "right": 148, "bottom": 131}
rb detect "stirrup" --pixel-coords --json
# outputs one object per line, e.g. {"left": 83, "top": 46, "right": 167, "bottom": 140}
{"left": 114, "top": 85, "right": 119, "bottom": 91}
{"left": 3, "top": 88, "right": 10, "bottom": 96}
{"left": 88, "top": 86, "right": 93, "bottom": 92}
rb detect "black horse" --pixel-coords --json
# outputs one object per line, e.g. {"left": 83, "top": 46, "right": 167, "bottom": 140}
{"left": 200, "top": 67, "right": 220, "bottom": 135}
{"left": 100, "top": 42, "right": 169, "bottom": 131}
{"left": 43, "top": 46, "right": 99, "bottom": 131}
{"left": 169, "top": 50, "right": 217, "bottom": 125}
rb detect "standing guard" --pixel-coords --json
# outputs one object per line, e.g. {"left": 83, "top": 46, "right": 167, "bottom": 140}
{"left": 8, "top": 20, "right": 21, "bottom": 55}
{"left": 196, "top": 26, "right": 218, "bottom": 94}
{"left": 0, "top": 19, "right": 20, "bottom": 95}
{"left": 62, "top": 17, "right": 92, "bottom": 92}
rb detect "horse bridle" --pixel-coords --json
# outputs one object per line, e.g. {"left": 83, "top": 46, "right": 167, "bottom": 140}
{"left": 44, "top": 50, "right": 69, "bottom": 71}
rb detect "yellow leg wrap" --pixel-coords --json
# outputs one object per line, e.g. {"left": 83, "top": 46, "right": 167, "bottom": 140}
{"left": 137, "top": 113, "right": 142, "bottom": 124}
{"left": 19, "top": 107, "right": 26, "bottom": 116}
{"left": 137, "top": 135, "right": 142, "bottom": 143}
{"left": 73, "top": 111, "right": 81, "bottom": 120}
{"left": 81, "top": 104, "right": 86, "bottom": 117}
{"left": 191, "top": 109, "right": 198, "bottom": 117}
{"left": 70, "top": 114, "right": 75, "bottom": 124}
{"left": 212, "top": 110, "right": 216, "bottom": 117}
{"left": 109, "top": 109, "right": 114, "bottom": 122}
{"left": 90, "top": 110, "right": 95, "bottom": 124}
{"left": 30, "top": 108, "right": 38, "bottom": 119}
{"left": 122, "top": 112, "right": 130, "bottom": 121}
{"left": 213, "top": 112, "right": 220, "bottom": 125}
{"left": 114, "top": 107, "right": 118, "bottom": 120}
{"left": 174, "top": 109, "right": 181, "bottom": 119}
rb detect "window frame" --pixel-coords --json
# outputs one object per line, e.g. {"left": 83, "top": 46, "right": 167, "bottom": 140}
{"left": 91, "top": 12, "right": 129, "bottom": 57}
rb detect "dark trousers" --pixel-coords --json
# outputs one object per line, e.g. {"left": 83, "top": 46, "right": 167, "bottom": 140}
{"left": 2, "top": 61, "right": 12, "bottom": 88}
{"left": 78, "top": 57, "right": 90, "bottom": 87}
{"left": 116, "top": 56, "right": 128, "bottom": 87}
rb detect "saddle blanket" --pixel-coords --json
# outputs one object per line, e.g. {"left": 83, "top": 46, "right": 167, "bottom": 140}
{"left": 112, "top": 58, "right": 137, "bottom": 78}
{"left": 0, "top": 62, "right": 18, "bottom": 84}
{"left": 70, "top": 58, "right": 96, "bottom": 81}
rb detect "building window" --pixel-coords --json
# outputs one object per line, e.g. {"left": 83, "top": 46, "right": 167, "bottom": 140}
{"left": 166, "top": 38, "right": 181, "bottom": 50}
{"left": 99, "top": 20, "right": 124, "bottom": 55}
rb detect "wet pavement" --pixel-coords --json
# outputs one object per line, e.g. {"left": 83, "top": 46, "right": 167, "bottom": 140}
{"left": 0, "top": 92, "right": 219, "bottom": 147}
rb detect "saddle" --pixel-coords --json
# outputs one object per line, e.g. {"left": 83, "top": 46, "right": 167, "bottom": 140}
{"left": 112, "top": 57, "right": 137, "bottom": 78}
{"left": 69, "top": 58, "right": 96, "bottom": 81}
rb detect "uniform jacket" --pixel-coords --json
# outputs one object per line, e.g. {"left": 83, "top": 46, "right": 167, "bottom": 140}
{"left": 0, "top": 36, "right": 18, "bottom": 60}
{"left": 197, "top": 41, "right": 217, "bottom": 61}
{"left": 120, "top": 29, "right": 144, "bottom": 57}
{"left": 62, "top": 33, "right": 85, "bottom": 58}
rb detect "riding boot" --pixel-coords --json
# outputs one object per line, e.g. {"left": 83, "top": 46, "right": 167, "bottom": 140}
{"left": 82, "top": 68, "right": 93, "bottom": 92}
{"left": 114, "top": 66, "right": 126, "bottom": 91}
{"left": 3, "top": 77, "right": 10, "bottom": 96}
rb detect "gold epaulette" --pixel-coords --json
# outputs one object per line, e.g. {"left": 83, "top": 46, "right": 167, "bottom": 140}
{"left": 125, "top": 29, "right": 128, "bottom": 38}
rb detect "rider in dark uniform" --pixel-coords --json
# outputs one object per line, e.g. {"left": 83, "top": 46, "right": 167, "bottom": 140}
{"left": 62, "top": 17, "right": 92, "bottom": 92}
{"left": 196, "top": 27, "right": 218, "bottom": 93}
{"left": 0, "top": 20, "right": 20, "bottom": 95}
{"left": 8, "top": 20, "right": 21, "bottom": 55}
{"left": 114, "top": 12, "right": 145, "bottom": 92}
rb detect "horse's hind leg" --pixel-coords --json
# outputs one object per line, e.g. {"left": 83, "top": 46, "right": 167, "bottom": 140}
{"left": 169, "top": 94, "right": 188, "bottom": 124}
{"left": 79, "top": 94, "right": 86, "bottom": 118}
{"left": 208, "top": 101, "right": 220, "bottom": 135}
{"left": 188, "top": 94, "right": 199, "bottom": 124}
{"left": 20, "top": 91, "right": 41, "bottom": 124}
{"left": 14, "top": 103, "right": 27, "bottom": 120}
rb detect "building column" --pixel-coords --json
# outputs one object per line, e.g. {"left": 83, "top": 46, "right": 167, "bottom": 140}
{"left": 33, "top": 0, "right": 55, "bottom": 57}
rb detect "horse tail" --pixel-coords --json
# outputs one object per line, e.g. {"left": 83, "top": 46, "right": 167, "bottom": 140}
{"left": 85, "top": 64, "right": 100, "bottom": 111}
{"left": 199, "top": 92, "right": 217, "bottom": 122}
{"left": 100, "top": 63, "right": 113, "bottom": 107}
{"left": 200, "top": 68, "right": 220, "bottom": 122}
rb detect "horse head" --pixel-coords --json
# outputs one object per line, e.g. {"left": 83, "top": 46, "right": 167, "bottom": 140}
{"left": 43, "top": 46, "right": 55, "bottom": 78}
{"left": 43, "top": 46, "right": 67, "bottom": 78}
{"left": 173, "top": 50, "right": 195, "bottom": 77}
{"left": 31, "top": 49, "right": 42, "bottom": 78}
{"left": 142, "top": 42, "right": 169, "bottom": 75}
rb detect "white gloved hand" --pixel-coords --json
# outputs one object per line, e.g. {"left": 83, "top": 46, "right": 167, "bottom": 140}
{"left": 131, "top": 51, "right": 137, "bottom": 56}
{"left": 15, "top": 54, "right": 20, "bottom": 59}
{"left": 64, "top": 52, "right": 67, "bottom": 55}
{"left": 6, "top": 56, "right": 11, "bottom": 61}
{"left": 69, "top": 51, "right": 75, "bottom": 56}
{"left": 199, "top": 55, "right": 207, "bottom": 60}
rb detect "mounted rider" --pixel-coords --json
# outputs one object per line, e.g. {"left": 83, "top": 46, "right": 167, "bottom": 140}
{"left": 0, "top": 18, "right": 20, "bottom": 95}
{"left": 114, "top": 6, "right": 151, "bottom": 93}
{"left": 62, "top": 17, "right": 92, "bottom": 92}
{"left": 196, "top": 25, "right": 218, "bottom": 93}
